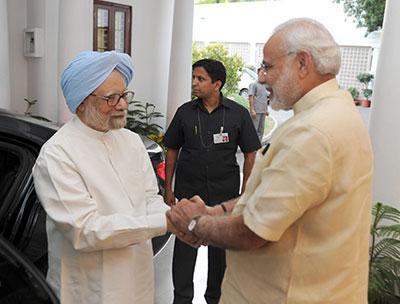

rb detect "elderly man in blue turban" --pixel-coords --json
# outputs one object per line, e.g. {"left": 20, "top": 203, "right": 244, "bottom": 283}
{"left": 32, "top": 51, "right": 173, "bottom": 304}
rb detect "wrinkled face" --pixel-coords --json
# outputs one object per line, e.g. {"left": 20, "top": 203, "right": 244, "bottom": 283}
{"left": 262, "top": 35, "right": 303, "bottom": 111}
{"left": 78, "top": 70, "right": 128, "bottom": 131}
{"left": 192, "top": 66, "right": 221, "bottom": 99}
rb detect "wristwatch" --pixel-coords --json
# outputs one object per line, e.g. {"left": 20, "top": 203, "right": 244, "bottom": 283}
{"left": 188, "top": 216, "right": 201, "bottom": 233}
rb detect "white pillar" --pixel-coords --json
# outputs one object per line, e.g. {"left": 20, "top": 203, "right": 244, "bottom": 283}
{"left": 58, "top": 0, "right": 92, "bottom": 124}
{"left": 26, "top": 0, "right": 60, "bottom": 122}
{"left": 369, "top": 0, "right": 400, "bottom": 209}
{"left": 166, "top": 0, "right": 194, "bottom": 125}
{"left": 0, "top": 0, "right": 11, "bottom": 110}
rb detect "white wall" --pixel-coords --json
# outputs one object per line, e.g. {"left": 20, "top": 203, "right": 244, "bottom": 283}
{"left": 5, "top": 0, "right": 192, "bottom": 128}
{"left": 58, "top": 0, "right": 92, "bottom": 123}
{"left": 0, "top": 0, "right": 11, "bottom": 110}
{"left": 193, "top": 0, "right": 372, "bottom": 47}
{"left": 132, "top": 0, "right": 174, "bottom": 129}
{"left": 7, "top": 0, "right": 27, "bottom": 114}
{"left": 369, "top": 0, "right": 400, "bottom": 210}
{"left": 25, "top": 0, "right": 60, "bottom": 122}
{"left": 166, "top": 0, "right": 194, "bottom": 124}
{"left": 131, "top": 0, "right": 193, "bottom": 128}
{"left": 5, "top": 0, "right": 193, "bottom": 119}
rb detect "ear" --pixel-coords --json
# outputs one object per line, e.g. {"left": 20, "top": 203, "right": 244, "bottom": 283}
{"left": 296, "top": 50, "right": 313, "bottom": 78}
{"left": 76, "top": 100, "right": 87, "bottom": 113}
{"left": 214, "top": 80, "right": 222, "bottom": 91}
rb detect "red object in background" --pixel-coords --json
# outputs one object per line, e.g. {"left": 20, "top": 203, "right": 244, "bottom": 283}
{"left": 360, "top": 99, "right": 371, "bottom": 107}
{"left": 156, "top": 162, "right": 166, "bottom": 181}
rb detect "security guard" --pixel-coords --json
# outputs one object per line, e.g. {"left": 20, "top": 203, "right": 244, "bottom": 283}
{"left": 163, "top": 59, "right": 260, "bottom": 304}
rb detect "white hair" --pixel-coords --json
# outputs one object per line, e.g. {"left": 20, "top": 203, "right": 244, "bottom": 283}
{"left": 273, "top": 18, "right": 341, "bottom": 75}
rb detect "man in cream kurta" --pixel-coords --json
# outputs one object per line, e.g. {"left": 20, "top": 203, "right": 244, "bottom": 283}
{"left": 167, "top": 18, "right": 373, "bottom": 304}
{"left": 33, "top": 51, "right": 170, "bottom": 303}
{"left": 220, "top": 78, "right": 372, "bottom": 303}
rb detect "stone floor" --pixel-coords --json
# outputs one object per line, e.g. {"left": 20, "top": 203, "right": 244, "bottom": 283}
{"left": 154, "top": 236, "right": 208, "bottom": 304}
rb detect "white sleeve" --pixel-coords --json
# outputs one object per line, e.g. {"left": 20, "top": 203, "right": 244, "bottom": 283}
{"left": 33, "top": 144, "right": 168, "bottom": 252}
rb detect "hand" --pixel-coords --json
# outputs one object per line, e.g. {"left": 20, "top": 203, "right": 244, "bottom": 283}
{"left": 164, "top": 188, "right": 176, "bottom": 206}
{"left": 168, "top": 198, "right": 206, "bottom": 232}
{"left": 206, "top": 206, "right": 221, "bottom": 216}
{"left": 250, "top": 109, "right": 257, "bottom": 118}
{"left": 166, "top": 209, "right": 202, "bottom": 248}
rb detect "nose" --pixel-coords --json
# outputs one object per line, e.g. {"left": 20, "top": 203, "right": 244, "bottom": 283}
{"left": 115, "top": 97, "right": 128, "bottom": 110}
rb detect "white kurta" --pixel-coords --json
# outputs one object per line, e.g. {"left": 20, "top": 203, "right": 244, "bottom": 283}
{"left": 33, "top": 116, "right": 169, "bottom": 304}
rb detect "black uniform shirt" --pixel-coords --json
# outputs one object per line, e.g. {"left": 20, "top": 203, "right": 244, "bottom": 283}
{"left": 163, "top": 95, "right": 261, "bottom": 205}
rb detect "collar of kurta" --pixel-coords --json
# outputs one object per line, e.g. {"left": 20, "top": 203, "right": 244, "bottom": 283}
{"left": 72, "top": 116, "right": 114, "bottom": 140}
{"left": 292, "top": 78, "right": 339, "bottom": 115}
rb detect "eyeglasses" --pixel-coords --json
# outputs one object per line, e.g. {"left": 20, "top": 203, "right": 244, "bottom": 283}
{"left": 260, "top": 52, "right": 296, "bottom": 73}
{"left": 90, "top": 91, "right": 135, "bottom": 106}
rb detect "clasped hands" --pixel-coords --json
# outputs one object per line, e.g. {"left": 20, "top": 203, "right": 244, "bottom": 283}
{"left": 166, "top": 195, "right": 211, "bottom": 248}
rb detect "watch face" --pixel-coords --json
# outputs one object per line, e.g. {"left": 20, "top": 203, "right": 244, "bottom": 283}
{"left": 188, "top": 219, "right": 197, "bottom": 232}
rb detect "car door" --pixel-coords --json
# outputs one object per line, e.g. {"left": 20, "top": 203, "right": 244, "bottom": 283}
{"left": 0, "top": 135, "right": 48, "bottom": 272}
{"left": 0, "top": 235, "right": 58, "bottom": 303}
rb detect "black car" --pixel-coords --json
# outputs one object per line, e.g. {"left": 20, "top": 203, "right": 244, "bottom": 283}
{"left": 0, "top": 109, "right": 168, "bottom": 303}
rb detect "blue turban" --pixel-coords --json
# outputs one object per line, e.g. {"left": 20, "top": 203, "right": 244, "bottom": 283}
{"left": 61, "top": 51, "right": 134, "bottom": 113}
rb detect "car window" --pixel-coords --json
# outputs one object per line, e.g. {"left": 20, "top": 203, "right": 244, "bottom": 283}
{"left": 0, "top": 236, "right": 58, "bottom": 303}
{"left": 0, "top": 148, "right": 20, "bottom": 203}
{"left": 0, "top": 140, "right": 48, "bottom": 273}
{"left": 0, "top": 142, "right": 35, "bottom": 237}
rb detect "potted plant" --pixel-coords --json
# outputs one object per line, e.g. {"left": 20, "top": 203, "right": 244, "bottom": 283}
{"left": 356, "top": 72, "right": 374, "bottom": 107}
{"left": 347, "top": 87, "right": 360, "bottom": 106}
{"left": 368, "top": 202, "right": 400, "bottom": 303}
{"left": 24, "top": 98, "right": 52, "bottom": 122}
{"left": 125, "top": 100, "right": 164, "bottom": 145}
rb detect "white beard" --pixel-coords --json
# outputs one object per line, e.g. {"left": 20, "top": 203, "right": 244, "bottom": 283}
{"left": 269, "top": 62, "right": 302, "bottom": 111}
{"left": 84, "top": 101, "right": 127, "bottom": 131}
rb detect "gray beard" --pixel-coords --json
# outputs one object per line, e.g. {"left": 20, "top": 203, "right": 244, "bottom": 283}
{"left": 269, "top": 62, "right": 302, "bottom": 111}
{"left": 84, "top": 102, "right": 127, "bottom": 131}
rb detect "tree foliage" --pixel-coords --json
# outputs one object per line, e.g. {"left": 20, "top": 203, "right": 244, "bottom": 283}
{"left": 192, "top": 43, "right": 244, "bottom": 97}
{"left": 334, "top": 0, "right": 386, "bottom": 34}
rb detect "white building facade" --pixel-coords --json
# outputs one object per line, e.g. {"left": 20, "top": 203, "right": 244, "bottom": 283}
{"left": 1, "top": 0, "right": 193, "bottom": 126}
{"left": 1, "top": 0, "right": 399, "bottom": 208}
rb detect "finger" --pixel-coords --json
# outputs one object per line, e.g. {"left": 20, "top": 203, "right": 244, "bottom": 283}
{"left": 190, "top": 195, "right": 204, "bottom": 204}
{"left": 168, "top": 207, "right": 190, "bottom": 232}
{"left": 177, "top": 198, "right": 191, "bottom": 205}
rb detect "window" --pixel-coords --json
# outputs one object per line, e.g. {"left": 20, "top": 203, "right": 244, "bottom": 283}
{"left": 93, "top": 1, "right": 132, "bottom": 54}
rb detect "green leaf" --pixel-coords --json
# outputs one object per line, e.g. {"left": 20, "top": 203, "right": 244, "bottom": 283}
{"left": 335, "top": 0, "right": 386, "bottom": 34}
{"left": 369, "top": 202, "right": 400, "bottom": 302}
{"left": 125, "top": 100, "right": 164, "bottom": 137}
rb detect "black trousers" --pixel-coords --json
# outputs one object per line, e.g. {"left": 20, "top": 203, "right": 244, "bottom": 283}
{"left": 172, "top": 237, "right": 226, "bottom": 304}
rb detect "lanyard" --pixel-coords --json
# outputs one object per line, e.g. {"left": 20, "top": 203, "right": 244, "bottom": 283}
{"left": 197, "top": 106, "right": 225, "bottom": 149}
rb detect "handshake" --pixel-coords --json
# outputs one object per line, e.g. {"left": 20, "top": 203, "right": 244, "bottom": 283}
{"left": 165, "top": 195, "right": 226, "bottom": 248}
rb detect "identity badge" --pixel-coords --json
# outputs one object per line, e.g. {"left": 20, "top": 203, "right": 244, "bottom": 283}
{"left": 213, "top": 132, "right": 229, "bottom": 144}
